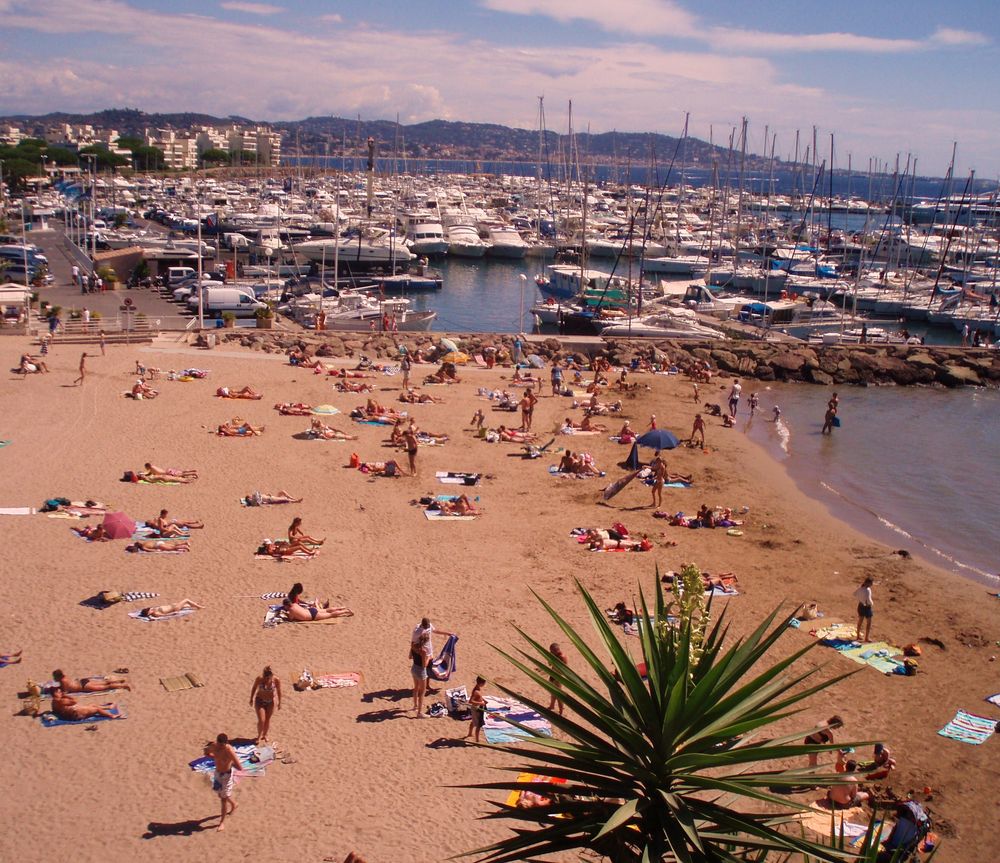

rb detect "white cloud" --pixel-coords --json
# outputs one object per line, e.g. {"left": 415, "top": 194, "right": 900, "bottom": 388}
{"left": 320, "top": 13, "right": 343, "bottom": 24}
{"left": 482, "top": 0, "right": 697, "bottom": 37}
{"left": 219, "top": 1, "right": 283, "bottom": 14}
{"left": 929, "top": 27, "right": 990, "bottom": 47}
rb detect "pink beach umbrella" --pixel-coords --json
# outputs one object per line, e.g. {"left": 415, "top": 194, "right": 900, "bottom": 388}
{"left": 101, "top": 511, "right": 137, "bottom": 540}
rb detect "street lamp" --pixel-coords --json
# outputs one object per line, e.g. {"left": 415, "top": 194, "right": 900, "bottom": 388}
{"left": 81, "top": 154, "right": 97, "bottom": 265}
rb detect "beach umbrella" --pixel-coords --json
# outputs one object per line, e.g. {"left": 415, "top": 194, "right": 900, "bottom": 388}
{"left": 101, "top": 511, "right": 136, "bottom": 540}
{"left": 311, "top": 404, "right": 340, "bottom": 415}
{"left": 441, "top": 351, "right": 469, "bottom": 364}
{"left": 439, "top": 337, "right": 458, "bottom": 353}
{"left": 636, "top": 428, "right": 680, "bottom": 450}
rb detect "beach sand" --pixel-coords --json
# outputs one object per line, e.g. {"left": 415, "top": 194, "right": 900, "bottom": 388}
{"left": 0, "top": 338, "right": 996, "bottom": 862}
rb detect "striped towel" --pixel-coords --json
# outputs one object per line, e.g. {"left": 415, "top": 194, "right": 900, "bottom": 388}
{"left": 938, "top": 710, "right": 997, "bottom": 745}
{"left": 122, "top": 591, "right": 158, "bottom": 602}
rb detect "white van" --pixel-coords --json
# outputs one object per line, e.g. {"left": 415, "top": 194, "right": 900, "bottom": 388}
{"left": 188, "top": 286, "right": 266, "bottom": 317}
{"left": 167, "top": 266, "right": 197, "bottom": 286}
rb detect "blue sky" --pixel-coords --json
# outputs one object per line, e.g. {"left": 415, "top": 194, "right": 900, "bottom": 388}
{"left": 0, "top": 0, "right": 996, "bottom": 176}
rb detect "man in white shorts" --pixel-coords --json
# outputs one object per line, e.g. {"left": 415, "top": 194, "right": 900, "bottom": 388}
{"left": 204, "top": 733, "right": 241, "bottom": 831}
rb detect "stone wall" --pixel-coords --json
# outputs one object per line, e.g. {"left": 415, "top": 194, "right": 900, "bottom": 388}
{"left": 214, "top": 328, "right": 1000, "bottom": 388}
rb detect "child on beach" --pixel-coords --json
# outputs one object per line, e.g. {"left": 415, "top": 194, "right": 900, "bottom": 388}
{"left": 465, "top": 676, "right": 487, "bottom": 743}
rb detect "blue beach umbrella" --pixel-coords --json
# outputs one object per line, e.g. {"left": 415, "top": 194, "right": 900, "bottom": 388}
{"left": 636, "top": 428, "right": 680, "bottom": 450}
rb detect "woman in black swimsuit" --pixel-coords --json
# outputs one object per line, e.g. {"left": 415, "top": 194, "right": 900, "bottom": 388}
{"left": 250, "top": 665, "right": 282, "bottom": 743}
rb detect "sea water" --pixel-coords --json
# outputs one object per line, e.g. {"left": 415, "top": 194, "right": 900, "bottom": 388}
{"left": 741, "top": 384, "right": 1000, "bottom": 583}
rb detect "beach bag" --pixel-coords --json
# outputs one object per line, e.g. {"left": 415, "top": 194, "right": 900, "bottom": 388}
{"left": 122, "top": 471, "right": 139, "bottom": 483}
{"left": 349, "top": 452, "right": 360, "bottom": 468}
{"left": 903, "top": 643, "right": 922, "bottom": 657}
{"left": 99, "top": 590, "right": 123, "bottom": 605}
{"left": 903, "top": 659, "right": 919, "bottom": 675}
{"left": 445, "top": 685, "right": 469, "bottom": 716}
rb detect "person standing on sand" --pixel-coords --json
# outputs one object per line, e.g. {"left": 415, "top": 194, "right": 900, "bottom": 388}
{"left": 402, "top": 427, "right": 418, "bottom": 477}
{"left": 73, "top": 352, "right": 88, "bottom": 386}
{"left": 410, "top": 631, "right": 431, "bottom": 717}
{"left": 204, "top": 733, "right": 240, "bottom": 831}
{"left": 690, "top": 414, "right": 706, "bottom": 448}
{"left": 854, "top": 577, "right": 874, "bottom": 642}
{"left": 99, "top": 330, "right": 106, "bottom": 356}
{"left": 250, "top": 666, "right": 281, "bottom": 744}
{"left": 728, "top": 378, "right": 742, "bottom": 417}
{"left": 550, "top": 361, "right": 563, "bottom": 397}
{"left": 692, "top": 382, "right": 699, "bottom": 403}
{"left": 804, "top": 715, "right": 843, "bottom": 767}
{"left": 465, "top": 676, "right": 487, "bottom": 743}
{"left": 650, "top": 450, "right": 668, "bottom": 508}
{"left": 401, "top": 351, "right": 411, "bottom": 390}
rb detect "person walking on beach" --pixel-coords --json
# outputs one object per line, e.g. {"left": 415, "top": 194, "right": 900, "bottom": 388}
{"left": 547, "top": 643, "right": 568, "bottom": 716}
{"left": 465, "top": 676, "right": 487, "bottom": 743}
{"left": 749, "top": 391, "right": 759, "bottom": 418}
{"left": 550, "top": 361, "right": 563, "bottom": 397}
{"left": 728, "top": 379, "right": 742, "bottom": 417}
{"left": 690, "top": 414, "right": 706, "bottom": 448}
{"left": 250, "top": 666, "right": 281, "bottom": 744}
{"left": 854, "top": 577, "right": 874, "bottom": 642}
{"left": 804, "top": 715, "right": 843, "bottom": 767}
{"left": 73, "top": 352, "right": 89, "bottom": 386}
{"left": 822, "top": 396, "right": 838, "bottom": 435}
{"left": 400, "top": 351, "right": 411, "bottom": 390}
{"left": 71, "top": 264, "right": 80, "bottom": 291}
{"left": 99, "top": 330, "right": 106, "bottom": 356}
{"left": 204, "top": 733, "right": 240, "bottom": 831}
{"left": 402, "top": 427, "right": 418, "bottom": 477}
{"left": 692, "top": 382, "right": 699, "bottom": 403}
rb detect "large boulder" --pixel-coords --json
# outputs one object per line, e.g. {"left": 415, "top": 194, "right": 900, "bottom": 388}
{"left": 806, "top": 367, "right": 834, "bottom": 385}
{"left": 710, "top": 349, "right": 740, "bottom": 373}
{"left": 938, "top": 363, "right": 983, "bottom": 387}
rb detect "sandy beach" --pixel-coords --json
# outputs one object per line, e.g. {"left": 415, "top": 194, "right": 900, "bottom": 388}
{"left": 0, "top": 336, "right": 996, "bottom": 863}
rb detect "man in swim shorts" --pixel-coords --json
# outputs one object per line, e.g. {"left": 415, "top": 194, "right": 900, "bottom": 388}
{"left": 204, "top": 733, "right": 240, "bottom": 831}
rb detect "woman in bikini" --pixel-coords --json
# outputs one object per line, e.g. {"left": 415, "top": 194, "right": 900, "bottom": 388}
{"left": 260, "top": 539, "right": 317, "bottom": 558}
{"left": 143, "top": 462, "right": 198, "bottom": 479}
{"left": 288, "top": 516, "right": 324, "bottom": 546}
{"left": 137, "top": 598, "right": 203, "bottom": 617}
{"left": 250, "top": 665, "right": 281, "bottom": 743}
{"left": 282, "top": 598, "right": 353, "bottom": 622}
{"left": 127, "top": 539, "right": 193, "bottom": 553}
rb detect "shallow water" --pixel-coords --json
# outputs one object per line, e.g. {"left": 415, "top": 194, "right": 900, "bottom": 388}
{"left": 742, "top": 384, "right": 1000, "bottom": 583}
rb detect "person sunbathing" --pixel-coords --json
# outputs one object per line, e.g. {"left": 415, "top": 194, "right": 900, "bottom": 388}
{"left": 217, "top": 418, "right": 264, "bottom": 436}
{"left": 281, "top": 597, "right": 353, "bottom": 622}
{"left": 19, "top": 353, "right": 49, "bottom": 374}
{"left": 144, "top": 463, "right": 198, "bottom": 479}
{"left": 309, "top": 418, "right": 357, "bottom": 441}
{"left": 131, "top": 379, "right": 159, "bottom": 399}
{"left": 136, "top": 599, "right": 203, "bottom": 617}
{"left": 75, "top": 524, "right": 110, "bottom": 542}
{"left": 259, "top": 538, "right": 317, "bottom": 558}
{"left": 433, "top": 494, "right": 479, "bottom": 516}
{"left": 585, "top": 529, "right": 652, "bottom": 551}
{"left": 661, "top": 570, "right": 739, "bottom": 590}
{"left": 365, "top": 398, "right": 388, "bottom": 415}
{"left": 331, "top": 369, "right": 372, "bottom": 379}
{"left": 53, "top": 669, "right": 131, "bottom": 693}
{"left": 827, "top": 760, "right": 870, "bottom": 809}
{"left": 217, "top": 385, "right": 262, "bottom": 400}
{"left": 516, "top": 791, "right": 552, "bottom": 809}
{"left": 579, "top": 416, "right": 606, "bottom": 432}
{"left": 358, "top": 460, "right": 404, "bottom": 477}
{"left": 274, "top": 402, "right": 314, "bottom": 416}
{"left": 149, "top": 511, "right": 190, "bottom": 537}
{"left": 617, "top": 420, "right": 636, "bottom": 443}
{"left": 51, "top": 688, "right": 123, "bottom": 721}
{"left": 336, "top": 381, "right": 374, "bottom": 393}
{"left": 586, "top": 394, "right": 623, "bottom": 415}
{"left": 399, "top": 389, "right": 442, "bottom": 404}
{"left": 424, "top": 362, "right": 460, "bottom": 384}
{"left": 127, "top": 539, "right": 192, "bottom": 553}
{"left": 560, "top": 417, "right": 582, "bottom": 433}
{"left": 288, "top": 516, "right": 324, "bottom": 546}
{"left": 558, "top": 451, "right": 601, "bottom": 476}
{"left": 497, "top": 425, "right": 537, "bottom": 443}
{"left": 288, "top": 347, "right": 310, "bottom": 365}
{"left": 154, "top": 509, "right": 204, "bottom": 531}
{"left": 246, "top": 490, "right": 303, "bottom": 505}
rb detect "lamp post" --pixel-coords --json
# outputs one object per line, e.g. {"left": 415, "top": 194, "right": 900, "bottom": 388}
{"left": 519, "top": 273, "right": 527, "bottom": 334}
{"left": 81, "top": 154, "right": 97, "bottom": 267}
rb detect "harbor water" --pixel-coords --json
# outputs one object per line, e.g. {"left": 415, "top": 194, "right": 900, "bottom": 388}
{"left": 741, "top": 383, "right": 999, "bottom": 584}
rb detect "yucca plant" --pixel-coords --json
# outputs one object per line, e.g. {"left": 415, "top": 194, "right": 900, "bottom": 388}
{"left": 463, "top": 571, "right": 875, "bottom": 863}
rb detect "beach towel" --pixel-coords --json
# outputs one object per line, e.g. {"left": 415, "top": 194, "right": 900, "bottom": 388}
{"left": 549, "top": 465, "right": 606, "bottom": 479}
{"left": 0, "top": 507, "right": 37, "bottom": 515}
{"left": 483, "top": 697, "right": 553, "bottom": 744}
{"left": 160, "top": 672, "right": 206, "bottom": 692}
{"left": 138, "top": 478, "right": 182, "bottom": 486}
{"left": 424, "top": 510, "right": 477, "bottom": 521}
{"left": 937, "top": 710, "right": 997, "bottom": 745}
{"left": 0, "top": 440, "right": 11, "bottom": 448}
{"left": 986, "top": 693, "right": 1000, "bottom": 709}
{"left": 427, "top": 635, "right": 459, "bottom": 682}
{"left": 189, "top": 743, "right": 274, "bottom": 783}
{"left": 291, "top": 671, "right": 362, "bottom": 690}
{"left": 503, "top": 772, "right": 568, "bottom": 808}
{"left": 254, "top": 551, "right": 316, "bottom": 562}
{"left": 311, "top": 405, "right": 340, "bottom": 415}
{"left": 240, "top": 496, "right": 293, "bottom": 506}
{"left": 128, "top": 608, "right": 196, "bottom": 622}
{"left": 40, "top": 705, "right": 125, "bottom": 727}
{"left": 811, "top": 622, "right": 858, "bottom": 641}
{"left": 436, "top": 471, "right": 482, "bottom": 486}
{"left": 127, "top": 545, "right": 189, "bottom": 554}
{"left": 796, "top": 804, "right": 871, "bottom": 842}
